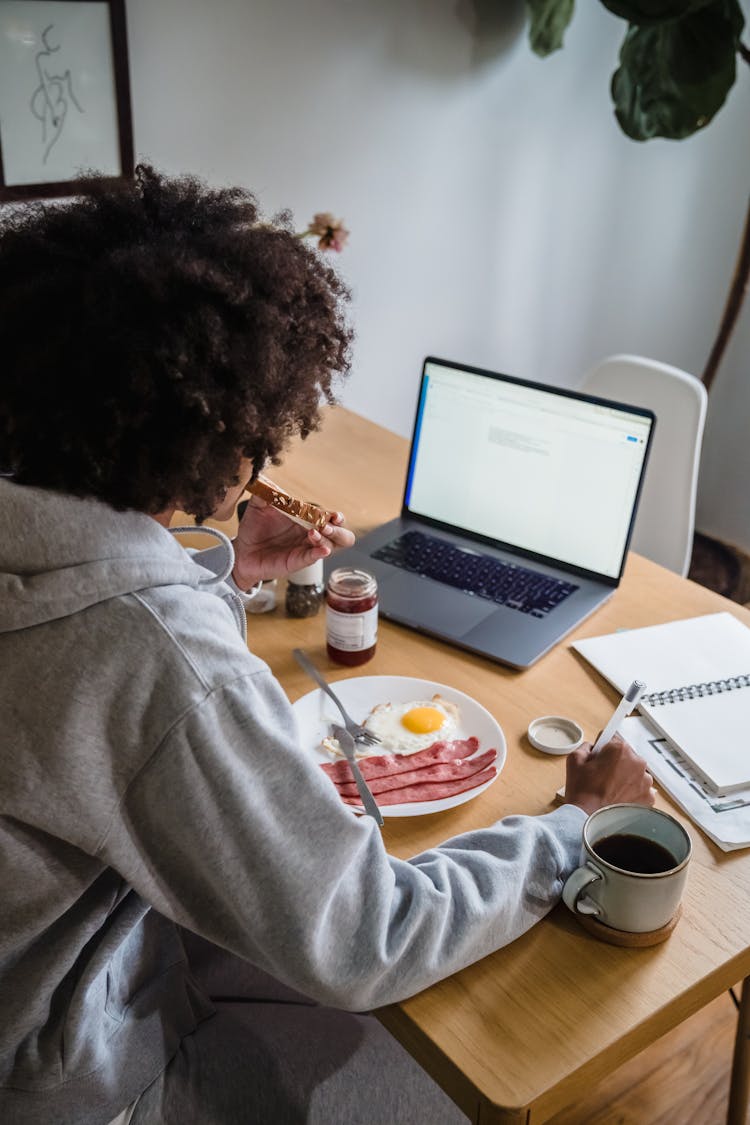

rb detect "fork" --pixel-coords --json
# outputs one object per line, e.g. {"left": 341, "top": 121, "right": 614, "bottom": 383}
{"left": 292, "top": 648, "right": 381, "bottom": 746}
{"left": 331, "top": 725, "right": 384, "bottom": 826}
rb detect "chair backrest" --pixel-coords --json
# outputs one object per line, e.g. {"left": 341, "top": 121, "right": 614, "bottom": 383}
{"left": 580, "top": 354, "right": 707, "bottom": 577}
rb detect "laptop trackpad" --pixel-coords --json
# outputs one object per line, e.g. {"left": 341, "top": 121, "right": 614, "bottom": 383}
{"left": 380, "top": 574, "right": 496, "bottom": 637}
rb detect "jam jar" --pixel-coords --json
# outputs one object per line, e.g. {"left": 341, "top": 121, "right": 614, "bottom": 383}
{"left": 325, "top": 568, "right": 378, "bottom": 666}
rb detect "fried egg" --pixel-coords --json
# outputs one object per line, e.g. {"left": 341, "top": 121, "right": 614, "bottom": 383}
{"left": 362, "top": 695, "right": 459, "bottom": 754}
{"left": 320, "top": 694, "right": 461, "bottom": 759}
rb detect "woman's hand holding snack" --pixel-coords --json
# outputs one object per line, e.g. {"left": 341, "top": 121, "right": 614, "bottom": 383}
{"left": 232, "top": 496, "right": 354, "bottom": 589}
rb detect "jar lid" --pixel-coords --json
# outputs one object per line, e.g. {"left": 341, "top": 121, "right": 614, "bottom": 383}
{"left": 527, "top": 715, "right": 585, "bottom": 755}
{"left": 288, "top": 559, "right": 324, "bottom": 585}
{"left": 326, "top": 567, "right": 377, "bottom": 598}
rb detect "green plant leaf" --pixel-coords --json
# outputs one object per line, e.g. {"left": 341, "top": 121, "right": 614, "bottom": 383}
{"left": 526, "top": 0, "right": 576, "bottom": 57}
{"left": 600, "top": 0, "right": 716, "bottom": 25}
{"left": 611, "top": 0, "right": 745, "bottom": 140}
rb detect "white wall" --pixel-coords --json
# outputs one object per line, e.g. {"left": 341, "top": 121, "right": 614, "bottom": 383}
{"left": 125, "top": 0, "right": 750, "bottom": 544}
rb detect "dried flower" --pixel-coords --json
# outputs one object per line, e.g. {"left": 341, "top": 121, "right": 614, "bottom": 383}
{"left": 299, "top": 211, "right": 350, "bottom": 252}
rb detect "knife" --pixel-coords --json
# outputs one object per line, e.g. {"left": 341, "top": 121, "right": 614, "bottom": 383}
{"left": 331, "top": 724, "right": 384, "bottom": 827}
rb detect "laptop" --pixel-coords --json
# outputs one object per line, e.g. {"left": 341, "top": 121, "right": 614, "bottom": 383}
{"left": 330, "top": 356, "right": 655, "bottom": 669}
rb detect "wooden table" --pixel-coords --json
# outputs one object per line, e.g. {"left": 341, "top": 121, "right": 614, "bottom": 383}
{"left": 190, "top": 406, "right": 750, "bottom": 1125}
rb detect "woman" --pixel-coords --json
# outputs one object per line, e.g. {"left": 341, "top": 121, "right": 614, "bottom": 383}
{"left": 0, "top": 166, "right": 654, "bottom": 1125}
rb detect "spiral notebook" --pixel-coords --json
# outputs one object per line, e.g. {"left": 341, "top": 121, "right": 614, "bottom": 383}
{"left": 572, "top": 612, "right": 750, "bottom": 794}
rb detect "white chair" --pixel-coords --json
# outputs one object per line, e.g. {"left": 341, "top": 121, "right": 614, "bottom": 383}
{"left": 580, "top": 354, "right": 707, "bottom": 577}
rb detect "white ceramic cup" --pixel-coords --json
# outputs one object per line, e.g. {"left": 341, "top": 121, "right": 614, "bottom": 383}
{"left": 562, "top": 804, "right": 692, "bottom": 933}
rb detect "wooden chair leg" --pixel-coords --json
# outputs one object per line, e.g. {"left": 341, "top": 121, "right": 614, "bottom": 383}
{"left": 728, "top": 978, "right": 750, "bottom": 1125}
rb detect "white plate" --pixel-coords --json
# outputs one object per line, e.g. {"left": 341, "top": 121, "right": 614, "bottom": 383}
{"left": 292, "top": 675, "right": 506, "bottom": 817}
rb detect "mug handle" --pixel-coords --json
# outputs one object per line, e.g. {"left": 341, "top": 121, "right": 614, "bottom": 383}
{"left": 562, "top": 863, "right": 603, "bottom": 916}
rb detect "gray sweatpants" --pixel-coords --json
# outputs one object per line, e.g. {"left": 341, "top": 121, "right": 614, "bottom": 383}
{"left": 130, "top": 933, "right": 470, "bottom": 1125}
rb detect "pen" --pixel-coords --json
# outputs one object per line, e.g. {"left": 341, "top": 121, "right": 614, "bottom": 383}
{"left": 591, "top": 679, "right": 646, "bottom": 754}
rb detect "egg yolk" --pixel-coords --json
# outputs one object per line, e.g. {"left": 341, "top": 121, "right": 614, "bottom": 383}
{"left": 400, "top": 706, "right": 446, "bottom": 734}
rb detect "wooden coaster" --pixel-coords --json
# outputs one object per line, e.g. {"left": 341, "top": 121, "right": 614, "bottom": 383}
{"left": 575, "top": 904, "right": 682, "bottom": 947}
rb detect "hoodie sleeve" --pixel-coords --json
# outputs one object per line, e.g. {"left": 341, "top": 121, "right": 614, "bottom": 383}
{"left": 97, "top": 669, "right": 585, "bottom": 1012}
{"left": 182, "top": 541, "right": 266, "bottom": 641}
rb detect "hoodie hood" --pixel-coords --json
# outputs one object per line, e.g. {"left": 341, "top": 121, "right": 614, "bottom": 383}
{"left": 0, "top": 479, "right": 233, "bottom": 633}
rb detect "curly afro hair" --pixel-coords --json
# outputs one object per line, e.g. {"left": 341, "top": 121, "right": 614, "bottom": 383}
{"left": 0, "top": 164, "right": 353, "bottom": 519}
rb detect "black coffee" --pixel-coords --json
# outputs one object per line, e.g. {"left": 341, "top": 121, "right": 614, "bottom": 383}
{"left": 592, "top": 833, "right": 678, "bottom": 874}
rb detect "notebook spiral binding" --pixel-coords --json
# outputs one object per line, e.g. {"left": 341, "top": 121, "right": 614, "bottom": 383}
{"left": 642, "top": 673, "right": 750, "bottom": 707}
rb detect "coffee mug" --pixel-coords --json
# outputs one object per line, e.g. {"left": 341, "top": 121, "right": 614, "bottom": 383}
{"left": 562, "top": 804, "right": 692, "bottom": 933}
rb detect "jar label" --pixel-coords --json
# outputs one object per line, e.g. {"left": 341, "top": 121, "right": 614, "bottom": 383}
{"left": 326, "top": 606, "right": 378, "bottom": 651}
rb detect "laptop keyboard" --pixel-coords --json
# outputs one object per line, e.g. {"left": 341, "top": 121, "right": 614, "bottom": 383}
{"left": 372, "top": 530, "right": 579, "bottom": 618}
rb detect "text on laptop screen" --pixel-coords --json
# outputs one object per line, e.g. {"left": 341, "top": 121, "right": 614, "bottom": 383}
{"left": 404, "top": 362, "right": 652, "bottom": 580}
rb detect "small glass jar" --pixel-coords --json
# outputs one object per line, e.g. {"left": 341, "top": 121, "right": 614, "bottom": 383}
{"left": 325, "top": 567, "right": 378, "bottom": 666}
{"left": 245, "top": 579, "right": 278, "bottom": 614}
{"left": 286, "top": 559, "right": 325, "bottom": 618}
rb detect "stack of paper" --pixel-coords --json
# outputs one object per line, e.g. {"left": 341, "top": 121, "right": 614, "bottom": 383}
{"left": 619, "top": 715, "right": 750, "bottom": 852}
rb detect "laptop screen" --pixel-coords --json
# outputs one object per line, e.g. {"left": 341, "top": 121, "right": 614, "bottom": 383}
{"left": 403, "top": 359, "right": 654, "bottom": 581}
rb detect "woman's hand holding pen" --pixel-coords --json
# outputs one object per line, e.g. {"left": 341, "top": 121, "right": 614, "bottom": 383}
{"left": 563, "top": 733, "right": 656, "bottom": 817}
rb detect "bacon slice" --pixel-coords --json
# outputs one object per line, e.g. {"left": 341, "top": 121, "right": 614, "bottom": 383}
{"left": 320, "top": 736, "right": 480, "bottom": 785}
{"left": 341, "top": 765, "right": 497, "bottom": 807}
{"left": 334, "top": 748, "right": 497, "bottom": 798}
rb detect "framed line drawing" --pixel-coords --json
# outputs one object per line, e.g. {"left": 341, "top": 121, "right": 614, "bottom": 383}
{"left": 0, "top": 0, "right": 134, "bottom": 201}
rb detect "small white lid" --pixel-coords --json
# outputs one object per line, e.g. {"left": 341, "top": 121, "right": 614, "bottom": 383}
{"left": 527, "top": 715, "right": 585, "bottom": 755}
{"left": 287, "top": 559, "right": 324, "bottom": 585}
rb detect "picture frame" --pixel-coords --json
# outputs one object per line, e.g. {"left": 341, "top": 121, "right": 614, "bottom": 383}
{"left": 0, "top": 0, "right": 134, "bottom": 201}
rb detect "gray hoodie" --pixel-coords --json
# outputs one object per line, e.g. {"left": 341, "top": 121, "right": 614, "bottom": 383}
{"left": 0, "top": 478, "right": 585, "bottom": 1125}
